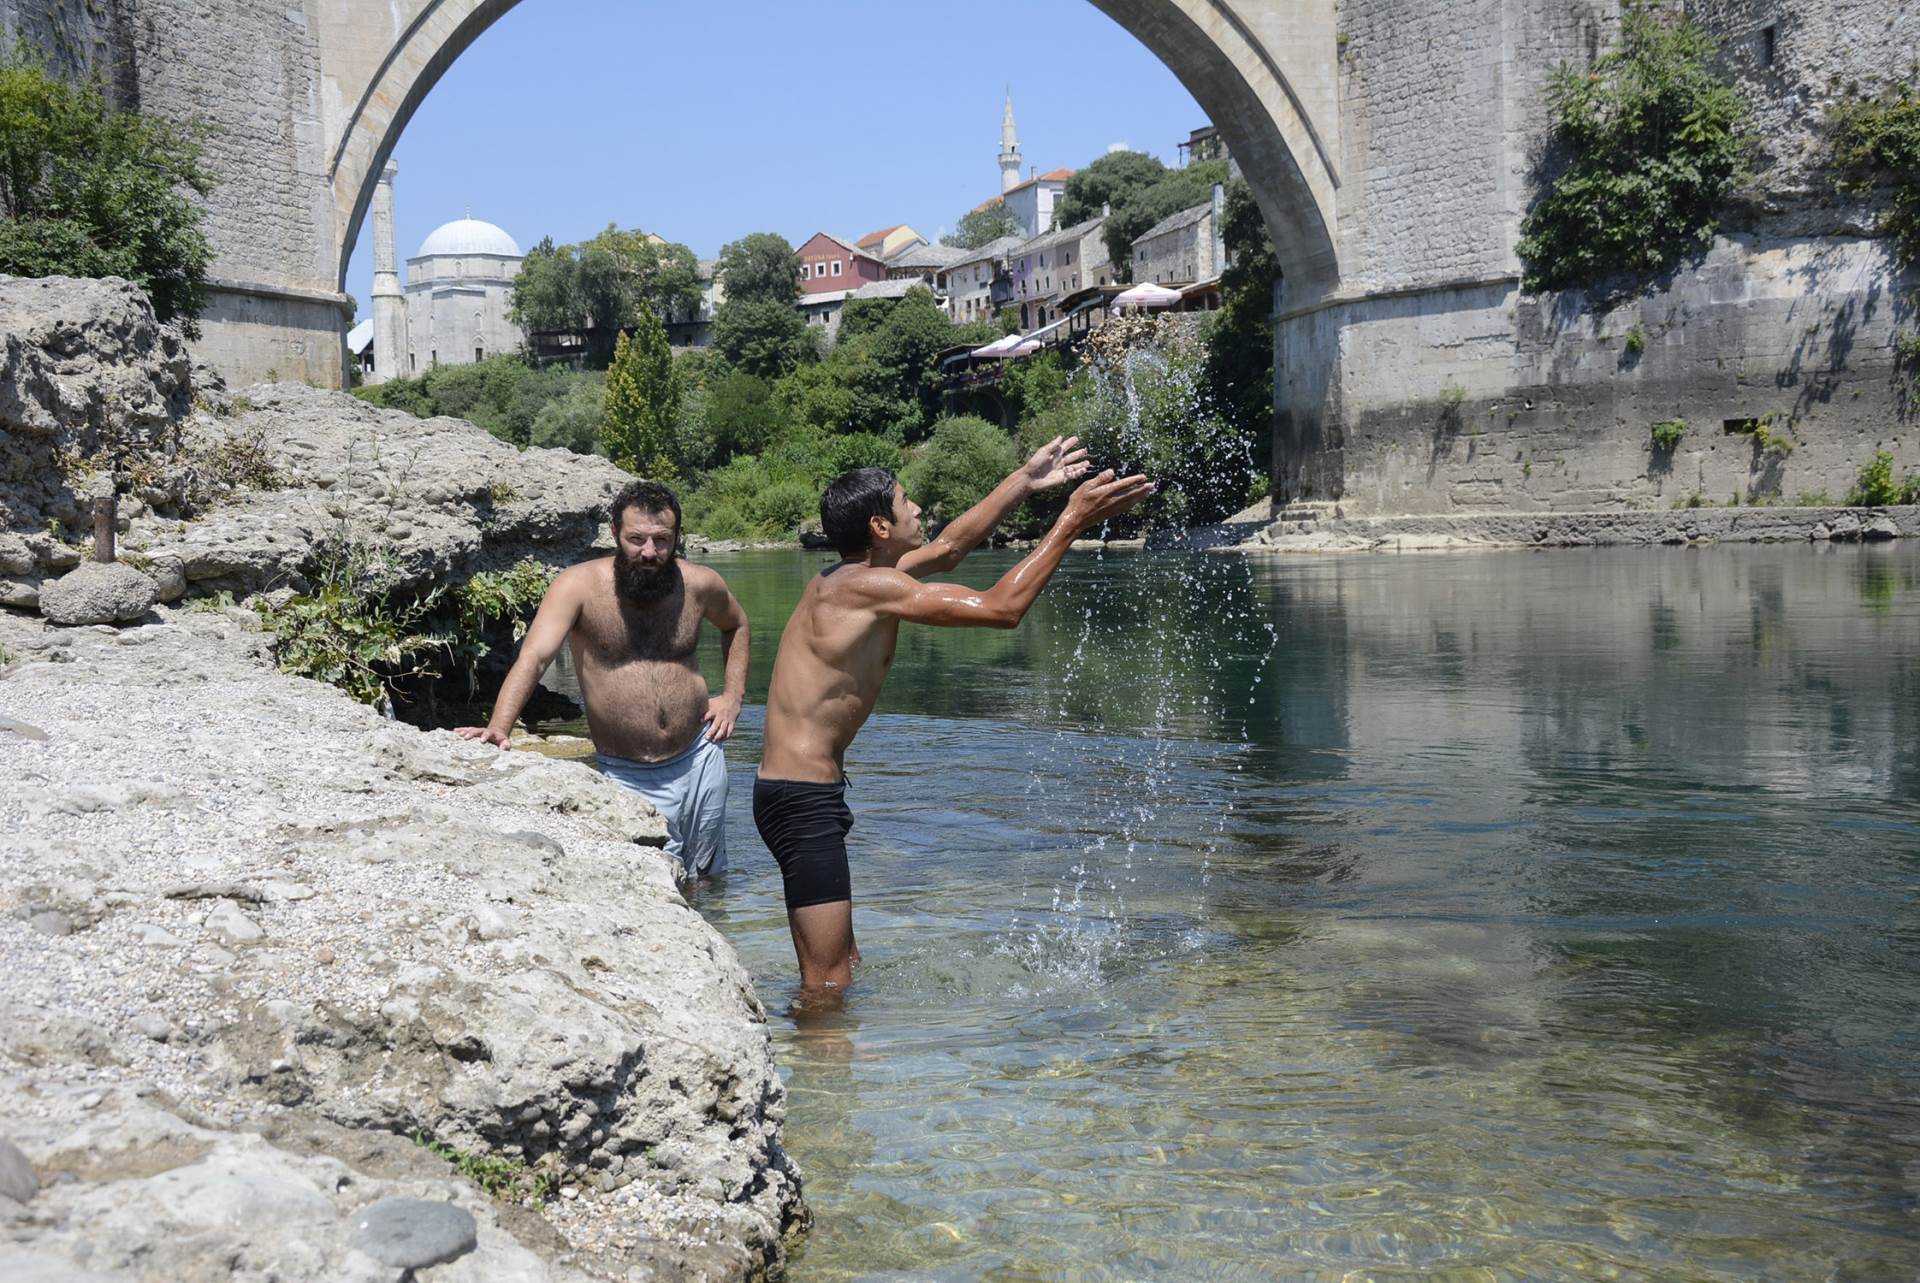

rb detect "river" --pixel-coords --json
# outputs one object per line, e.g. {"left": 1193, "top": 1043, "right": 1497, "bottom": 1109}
{"left": 546, "top": 542, "right": 1920, "bottom": 1281}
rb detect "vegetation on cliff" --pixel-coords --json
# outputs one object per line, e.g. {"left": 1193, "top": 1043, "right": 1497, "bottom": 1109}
{"left": 1517, "top": 5, "right": 1750, "bottom": 295}
{"left": 0, "top": 43, "right": 213, "bottom": 327}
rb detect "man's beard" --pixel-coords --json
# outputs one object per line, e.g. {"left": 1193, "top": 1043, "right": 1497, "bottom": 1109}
{"left": 615, "top": 549, "right": 681, "bottom": 604}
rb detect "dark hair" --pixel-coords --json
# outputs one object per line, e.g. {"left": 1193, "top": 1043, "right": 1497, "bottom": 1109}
{"left": 610, "top": 478, "right": 681, "bottom": 535}
{"left": 821, "top": 467, "right": 898, "bottom": 556}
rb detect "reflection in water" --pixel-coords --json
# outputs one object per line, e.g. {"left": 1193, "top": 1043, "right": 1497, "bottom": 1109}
{"left": 542, "top": 543, "right": 1920, "bottom": 1281}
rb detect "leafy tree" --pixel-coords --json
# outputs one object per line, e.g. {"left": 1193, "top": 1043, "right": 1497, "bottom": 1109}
{"left": 600, "top": 309, "right": 680, "bottom": 478}
{"left": 705, "top": 370, "right": 783, "bottom": 459}
{"left": 716, "top": 231, "right": 803, "bottom": 305}
{"left": 1517, "top": 5, "right": 1750, "bottom": 294}
{"left": 865, "top": 286, "right": 961, "bottom": 435}
{"left": 507, "top": 225, "right": 701, "bottom": 363}
{"left": 1054, "top": 150, "right": 1169, "bottom": 228}
{"left": 943, "top": 201, "right": 1023, "bottom": 249}
{"left": 1202, "top": 179, "right": 1278, "bottom": 482}
{"left": 713, "top": 298, "right": 814, "bottom": 378}
{"left": 506, "top": 236, "right": 577, "bottom": 331}
{"left": 1053, "top": 149, "right": 1226, "bottom": 279}
{"left": 0, "top": 44, "right": 214, "bottom": 328}
{"left": 528, "top": 375, "right": 605, "bottom": 454}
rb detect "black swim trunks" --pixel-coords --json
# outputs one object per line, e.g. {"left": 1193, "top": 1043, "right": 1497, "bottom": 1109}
{"left": 752, "top": 775, "right": 853, "bottom": 910}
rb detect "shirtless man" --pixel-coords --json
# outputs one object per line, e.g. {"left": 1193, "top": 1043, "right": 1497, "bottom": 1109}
{"left": 755, "top": 439, "right": 1152, "bottom": 994}
{"left": 460, "top": 479, "right": 748, "bottom": 878}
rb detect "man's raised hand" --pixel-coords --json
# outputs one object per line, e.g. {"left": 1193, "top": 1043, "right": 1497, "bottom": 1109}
{"left": 1064, "top": 469, "right": 1155, "bottom": 531}
{"left": 1022, "top": 435, "right": 1091, "bottom": 493}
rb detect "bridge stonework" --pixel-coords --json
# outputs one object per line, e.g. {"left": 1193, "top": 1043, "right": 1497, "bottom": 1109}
{"left": 1, "top": 1, "right": 1913, "bottom": 513}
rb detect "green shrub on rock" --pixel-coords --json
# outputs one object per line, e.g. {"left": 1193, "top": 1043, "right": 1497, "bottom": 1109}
{"left": 1517, "top": 5, "right": 1750, "bottom": 294}
{"left": 1830, "top": 87, "right": 1920, "bottom": 269}
{"left": 0, "top": 44, "right": 215, "bottom": 328}
{"left": 1846, "top": 450, "right": 1919, "bottom": 506}
{"left": 1649, "top": 419, "right": 1687, "bottom": 451}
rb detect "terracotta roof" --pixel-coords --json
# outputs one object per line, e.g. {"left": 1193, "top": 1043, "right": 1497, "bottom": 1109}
{"left": 970, "top": 167, "right": 1074, "bottom": 212}
{"left": 857, "top": 225, "right": 904, "bottom": 248}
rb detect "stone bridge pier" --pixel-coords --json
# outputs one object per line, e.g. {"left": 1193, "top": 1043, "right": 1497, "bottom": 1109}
{"left": 2, "top": 1, "right": 1914, "bottom": 514}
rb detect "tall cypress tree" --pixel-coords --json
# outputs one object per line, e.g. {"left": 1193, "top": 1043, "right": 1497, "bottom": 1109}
{"left": 599, "top": 307, "right": 680, "bottom": 479}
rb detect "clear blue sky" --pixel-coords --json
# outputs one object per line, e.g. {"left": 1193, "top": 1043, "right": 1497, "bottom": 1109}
{"left": 345, "top": 0, "right": 1206, "bottom": 308}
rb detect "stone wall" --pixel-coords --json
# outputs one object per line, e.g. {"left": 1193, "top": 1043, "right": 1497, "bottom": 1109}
{"left": 1274, "top": 0, "right": 1920, "bottom": 514}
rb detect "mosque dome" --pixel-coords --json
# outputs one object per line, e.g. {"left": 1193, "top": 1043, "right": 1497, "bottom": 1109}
{"left": 415, "top": 217, "right": 522, "bottom": 259}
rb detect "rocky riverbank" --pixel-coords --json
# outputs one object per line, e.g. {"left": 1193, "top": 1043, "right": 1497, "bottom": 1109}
{"left": 1, "top": 275, "right": 806, "bottom": 1279}
{"left": 1151, "top": 502, "right": 1920, "bottom": 553}
{"left": 0, "top": 605, "right": 805, "bottom": 1280}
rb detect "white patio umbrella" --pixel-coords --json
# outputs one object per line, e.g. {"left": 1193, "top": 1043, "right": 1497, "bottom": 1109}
{"left": 969, "top": 333, "right": 1027, "bottom": 358}
{"left": 1111, "top": 281, "right": 1183, "bottom": 310}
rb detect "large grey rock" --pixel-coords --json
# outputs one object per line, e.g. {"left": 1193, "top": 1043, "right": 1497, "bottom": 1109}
{"left": 0, "top": 609, "right": 805, "bottom": 1278}
{"left": 137, "top": 383, "right": 631, "bottom": 597}
{"left": 0, "top": 1082, "right": 592, "bottom": 1282}
{"left": 349, "top": 1197, "right": 477, "bottom": 1269}
{"left": 37, "top": 560, "right": 157, "bottom": 626}
{"left": 0, "top": 276, "right": 197, "bottom": 537}
{"left": 0, "top": 1137, "right": 36, "bottom": 1203}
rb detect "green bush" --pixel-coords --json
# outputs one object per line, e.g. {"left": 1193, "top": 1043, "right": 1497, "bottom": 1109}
{"left": 528, "top": 376, "right": 604, "bottom": 454}
{"left": 696, "top": 503, "right": 754, "bottom": 541}
{"left": 1830, "top": 87, "right": 1920, "bottom": 269}
{"left": 256, "top": 535, "right": 448, "bottom": 708}
{"left": 1846, "top": 450, "right": 1916, "bottom": 506}
{"left": 1517, "top": 5, "right": 1750, "bottom": 294}
{"left": 901, "top": 415, "right": 1020, "bottom": 522}
{"left": 824, "top": 432, "right": 903, "bottom": 477}
{"left": 0, "top": 45, "right": 214, "bottom": 327}
{"left": 356, "top": 355, "right": 601, "bottom": 451}
{"left": 751, "top": 478, "right": 819, "bottom": 533}
{"left": 1649, "top": 419, "right": 1687, "bottom": 451}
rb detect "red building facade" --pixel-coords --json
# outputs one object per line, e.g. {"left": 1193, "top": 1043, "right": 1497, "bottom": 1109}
{"left": 797, "top": 232, "right": 887, "bottom": 295}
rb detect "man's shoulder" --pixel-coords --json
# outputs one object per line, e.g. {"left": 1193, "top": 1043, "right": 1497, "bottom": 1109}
{"left": 815, "top": 562, "right": 916, "bottom": 605}
{"left": 677, "top": 559, "right": 726, "bottom": 592}
{"left": 553, "top": 559, "right": 608, "bottom": 592}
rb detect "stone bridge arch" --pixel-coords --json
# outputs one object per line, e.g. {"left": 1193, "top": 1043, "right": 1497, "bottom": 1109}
{"left": 326, "top": 1, "right": 1339, "bottom": 333}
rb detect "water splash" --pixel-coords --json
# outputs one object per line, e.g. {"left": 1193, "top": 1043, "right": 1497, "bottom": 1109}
{"left": 1006, "top": 317, "right": 1278, "bottom": 983}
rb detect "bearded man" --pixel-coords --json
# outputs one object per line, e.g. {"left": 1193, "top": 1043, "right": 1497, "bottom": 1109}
{"left": 460, "top": 479, "right": 749, "bottom": 878}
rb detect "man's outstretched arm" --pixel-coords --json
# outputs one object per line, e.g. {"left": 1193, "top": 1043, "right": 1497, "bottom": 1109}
{"left": 457, "top": 569, "right": 583, "bottom": 748}
{"left": 898, "top": 435, "right": 1090, "bottom": 578}
{"left": 879, "top": 470, "right": 1153, "bottom": 628}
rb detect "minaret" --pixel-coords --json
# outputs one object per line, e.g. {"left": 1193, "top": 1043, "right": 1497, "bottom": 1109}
{"left": 369, "top": 159, "right": 406, "bottom": 385}
{"left": 998, "top": 92, "right": 1022, "bottom": 194}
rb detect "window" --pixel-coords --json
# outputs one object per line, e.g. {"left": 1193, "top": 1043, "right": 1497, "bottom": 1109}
{"left": 831, "top": 261, "right": 842, "bottom": 277}
{"left": 1064, "top": 250, "right": 1072, "bottom": 265}
{"left": 1760, "top": 23, "right": 1776, "bottom": 66}
{"left": 475, "top": 346, "right": 483, "bottom": 362}
{"left": 409, "top": 353, "right": 417, "bottom": 372}
{"left": 974, "top": 267, "right": 983, "bottom": 282}
{"left": 430, "top": 350, "right": 437, "bottom": 366}
{"left": 1039, "top": 253, "right": 1047, "bottom": 268}
{"left": 815, "top": 262, "right": 828, "bottom": 278}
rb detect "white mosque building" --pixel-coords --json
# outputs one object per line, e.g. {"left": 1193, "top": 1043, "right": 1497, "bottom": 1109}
{"left": 353, "top": 160, "right": 526, "bottom": 384}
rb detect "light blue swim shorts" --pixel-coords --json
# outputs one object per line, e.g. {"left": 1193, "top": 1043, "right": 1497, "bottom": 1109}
{"left": 596, "top": 735, "right": 729, "bottom": 877}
